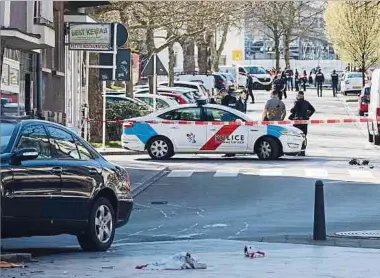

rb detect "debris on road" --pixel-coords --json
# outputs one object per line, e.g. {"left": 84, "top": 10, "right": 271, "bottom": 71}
{"left": 135, "top": 252, "right": 207, "bottom": 270}
{"left": 0, "top": 261, "right": 24, "bottom": 268}
{"left": 244, "top": 245, "right": 265, "bottom": 259}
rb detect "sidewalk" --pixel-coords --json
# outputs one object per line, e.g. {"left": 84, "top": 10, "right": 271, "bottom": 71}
{"left": 4, "top": 239, "right": 380, "bottom": 277}
{"left": 96, "top": 147, "right": 143, "bottom": 156}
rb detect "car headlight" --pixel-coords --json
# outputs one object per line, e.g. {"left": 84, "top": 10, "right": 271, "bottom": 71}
{"left": 280, "top": 130, "right": 303, "bottom": 137}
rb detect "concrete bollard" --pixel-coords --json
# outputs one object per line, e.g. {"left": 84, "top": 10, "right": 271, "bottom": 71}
{"left": 313, "top": 180, "right": 326, "bottom": 240}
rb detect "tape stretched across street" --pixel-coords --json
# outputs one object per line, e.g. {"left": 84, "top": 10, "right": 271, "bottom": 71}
{"left": 88, "top": 117, "right": 380, "bottom": 126}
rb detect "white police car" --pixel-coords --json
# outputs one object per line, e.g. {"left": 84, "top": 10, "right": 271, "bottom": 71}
{"left": 122, "top": 100, "right": 306, "bottom": 160}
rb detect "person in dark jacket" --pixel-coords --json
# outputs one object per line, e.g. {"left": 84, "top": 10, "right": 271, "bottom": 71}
{"left": 273, "top": 73, "right": 284, "bottom": 100}
{"left": 285, "top": 67, "right": 294, "bottom": 91}
{"left": 331, "top": 70, "right": 339, "bottom": 97}
{"left": 221, "top": 89, "right": 237, "bottom": 108}
{"left": 308, "top": 70, "right": 313, "bottom": 85}
{"left": 236, "top": 91, "right": 247, "bottom": 113}
{"left": 289, "top": 91, "right": 315, "bottom": 156}
{"left": 246, "top": 75, "right": 255, "bottom": 103}
{"left": 315, "top": 69, "right": 325, "bottom": 97}
{"left": 294, "top": 69, "right": 300, "bottom": 91}
{"left": 302, "top": 70, "right": 308, "bottom": 91}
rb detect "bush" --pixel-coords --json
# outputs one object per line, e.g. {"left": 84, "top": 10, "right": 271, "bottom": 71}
{"left": 106, "top": 101, "right": 150, "bottom": 141}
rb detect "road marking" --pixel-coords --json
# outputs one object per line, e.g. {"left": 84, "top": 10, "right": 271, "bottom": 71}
{"left": 349, "top": 170, "right": 373, "bottom": 179}
{"left": 167, "top": 170, "right": 194, "bottom": 178}
{"left": 305, "top": 168, "right": 328, "bottom": 178}
{"left": 214, "top": 170, "right": 239, "bottom": 177}
{"left": 259, "top": 168, "right": 284, "bottom": 176}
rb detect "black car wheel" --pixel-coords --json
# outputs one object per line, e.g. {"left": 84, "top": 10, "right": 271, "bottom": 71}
{"left": 77, "top": 197, "right": 115, "bottom": 252}
{"left": 256, "top": 137, "right": 280, "bottom": 160}
{"left": 147, "top": 136, "right": 174, "bottom": 160}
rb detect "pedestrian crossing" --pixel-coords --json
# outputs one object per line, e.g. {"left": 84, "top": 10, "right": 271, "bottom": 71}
{"left": 165, "top": 167, "right": 380, "bottom": 183}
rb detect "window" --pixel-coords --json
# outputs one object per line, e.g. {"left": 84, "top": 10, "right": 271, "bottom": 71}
{"left": 158, "top": 108, "right": 202, "bottom": 121}
{"left": 157, "top": 98, "right": 170, "bottom": 109}
{"left": 47, "top": 126, "right": 80, "bottom": 160}
{"left": 75, "top": 139, "right": 93, "bottom": 160}
{"left": 1, "top": 123, "right": 16, "bottom": 153}
{"left": 205, "top": 108, "right": 243, "bottom": 122}
{"left": 16, "top": 125, "right": 52, "bottom": 159}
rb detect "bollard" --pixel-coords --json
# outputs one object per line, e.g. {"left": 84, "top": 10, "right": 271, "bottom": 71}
{"left": 313, "top": 180, "right": 326, "bottom": 240}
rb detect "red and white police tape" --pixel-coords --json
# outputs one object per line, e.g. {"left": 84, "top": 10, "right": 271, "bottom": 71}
{"left": 87, "top": 117, "right": 380, "bottom": 126}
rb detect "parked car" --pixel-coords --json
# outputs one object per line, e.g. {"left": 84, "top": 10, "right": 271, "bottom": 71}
{"left": 1, "top": 118, "right": 133, "bottom": 251}
{"left": 358, "top": 85, "right": 371, "bottom": 116}
{"left": 156, "top": 92, "right": 191, "bottom": 104}
{"left": 134, "top": 87, "right": 196, "bottom": 103}
{"left": 340, "top": 72, "right": 364, "bottom": 95}
{"left": 367, "top": 68, "right": 380, "bottom": 145}
{"left": 134, "top": 94, "right": 179, "bottom": 110}
{"left": 159, "top": 81, "right": 208, "bottom": 97}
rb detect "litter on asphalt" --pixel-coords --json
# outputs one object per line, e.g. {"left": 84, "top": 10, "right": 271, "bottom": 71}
{"left": 244, "top": 245, "right": 266, "bottom": 259}
{"left": 0, "top": 261, "right": 24, "bottom": 268}
{"left": 135, "top": 252, "right": 207, "bottom": 270}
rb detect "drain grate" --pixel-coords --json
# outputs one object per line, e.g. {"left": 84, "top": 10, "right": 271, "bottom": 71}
{"left": 334, "top": 230, "right": 380, "bottom": 238}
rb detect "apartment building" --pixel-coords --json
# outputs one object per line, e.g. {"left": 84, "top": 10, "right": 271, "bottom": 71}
{"left": 0, "top": 0, "right": 65, "bottom": 120}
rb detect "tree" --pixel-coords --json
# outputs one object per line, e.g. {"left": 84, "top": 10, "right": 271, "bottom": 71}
{"left": 249, "top": 2, "right": 288, "bottom": 70}
{"left": 325, "top": 1, "right": 380, "bottom": 85}
{"left": 280, "top": 1, "right": 325, "bottom": 68}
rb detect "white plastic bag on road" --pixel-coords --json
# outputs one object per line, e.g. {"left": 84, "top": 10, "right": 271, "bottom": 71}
{"left": 135, "top": 252, "right": 207, "bottom": 270}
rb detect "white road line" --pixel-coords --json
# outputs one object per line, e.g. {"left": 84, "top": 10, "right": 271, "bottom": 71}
{"left": 167, "top": 170, "right": 194, "bottom": 178}
{"left": 259, "top": 168, "right": 284, "bottom": 176}
{"left": 349, "top": 170, "right": 374, "bottom": 179}
{"left": 214, "top": 170, "right": 239, "bottom": 177}
{"left": 305, "top": 168, "right": 328, "bottom": 178}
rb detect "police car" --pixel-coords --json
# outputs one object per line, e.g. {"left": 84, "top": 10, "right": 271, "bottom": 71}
{"left": 122, "top": 99, "right": 306, "bottom": 160}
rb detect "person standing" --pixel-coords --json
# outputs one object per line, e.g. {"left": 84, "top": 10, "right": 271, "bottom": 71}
{"left": 289, "top": 91, "right": 315, "bottom": 156}
{"left": 221, "top": 89, "right": 237, "bottom": 108}
{"left": 331, "top": 70, "right": 339, "bottom": 97}
{"left": 308, "top": 70, "right": 313, "bottom": 86}
{"left": 273, "top": 73, "right": 285, "bottom": 100}
{"left": 315, "top": 69, "right": 325, "bottom": 97}
{"left": 294, "top": 69, "right": 300, "bottom": 91}
{"left": 246, "top": 75, "right": 255, "bottom": 104}
{"left": 302, "top": 70, "right": 307, "bottom": 91}
{"left": 285, "top": 66, "right": 294, "bottom": 91}
{"left": 281, "top": 71, "right": 288, "bottom": 99}
{"left": 262, "top": 90, "right": 286, "bottom": 121}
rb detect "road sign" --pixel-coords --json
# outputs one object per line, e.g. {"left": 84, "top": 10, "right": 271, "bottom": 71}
{"left": 99, "top": 49, "right": 131, "bottom": 81}
{"left": 141, "top": 54, "right": 168, "bottom": 76}
{"left": 232, "top": 49, "right": 243, "bottom": 61}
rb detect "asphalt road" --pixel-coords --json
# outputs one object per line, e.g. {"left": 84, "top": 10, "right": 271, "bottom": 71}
{"left": 2, "top": 89, "right": 380, "bottom": 256}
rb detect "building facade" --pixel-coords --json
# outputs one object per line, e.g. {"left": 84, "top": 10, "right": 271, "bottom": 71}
{"left": 0, "top": 0, "right": 66, "bottom": 121}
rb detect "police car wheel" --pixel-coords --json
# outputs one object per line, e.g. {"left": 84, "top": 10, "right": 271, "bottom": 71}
{"left": 147, "top": 137, "right": 174, "bottom": 160}
{"left": 256, "top": 137, "right": 280, "bottom": 160}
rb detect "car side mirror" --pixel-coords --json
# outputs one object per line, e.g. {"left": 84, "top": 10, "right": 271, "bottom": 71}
{"left": 14, "top": 148, "right": 39, "bottom": 161}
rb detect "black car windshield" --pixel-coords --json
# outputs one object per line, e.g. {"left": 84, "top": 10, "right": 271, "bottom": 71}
{"left": 1, "top": 122, "right": 16, "bottom": 153}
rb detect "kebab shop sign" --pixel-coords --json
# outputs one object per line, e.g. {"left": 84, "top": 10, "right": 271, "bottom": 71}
{"left": 68, "top": 23, "right": 112, "bottom": 51}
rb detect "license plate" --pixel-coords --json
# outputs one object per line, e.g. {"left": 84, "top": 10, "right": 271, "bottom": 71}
{"left": 354, "top": 86, "right": 361, "bottom": 89}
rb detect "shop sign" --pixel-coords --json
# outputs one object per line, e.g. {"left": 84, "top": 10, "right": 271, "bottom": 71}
{"left": 68, "top": 23, "right": 112, "bottom": 51}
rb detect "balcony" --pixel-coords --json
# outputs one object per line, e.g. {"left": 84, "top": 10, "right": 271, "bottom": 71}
{"left": 31, "top": 1, "right": 55, "bottom": 48}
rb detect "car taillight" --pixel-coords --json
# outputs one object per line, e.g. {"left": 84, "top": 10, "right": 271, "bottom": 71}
{"left": 123, "top": 121, "right": 135, "bottom": 128}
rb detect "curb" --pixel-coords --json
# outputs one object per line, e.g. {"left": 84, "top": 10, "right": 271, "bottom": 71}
{"left": 0, "top": 253, "right": 32, "bottom": 263}
{"left": 98, "top": 150, "right": 145, "bottom": 156}
{"left": 131, "top": 166, "right": 169, "bottom": 198}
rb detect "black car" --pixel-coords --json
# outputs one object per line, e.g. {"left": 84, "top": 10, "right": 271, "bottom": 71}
{"left": 0, "top": 118, "right": 133, "bottom": 251}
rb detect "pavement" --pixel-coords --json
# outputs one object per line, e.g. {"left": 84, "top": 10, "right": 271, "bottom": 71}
{"left": 2, "top": 89, "right": 380, "bottom": 276}
{"left": 3, "top": 239, "right": 380, "bottom": 277}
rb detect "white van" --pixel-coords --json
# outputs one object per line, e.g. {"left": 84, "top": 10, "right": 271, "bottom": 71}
{"left": 367, "top": 68, "right": 380, "bottom": 145}
{"left": 219, "top": 65, "right": 272, "bottom": 90}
